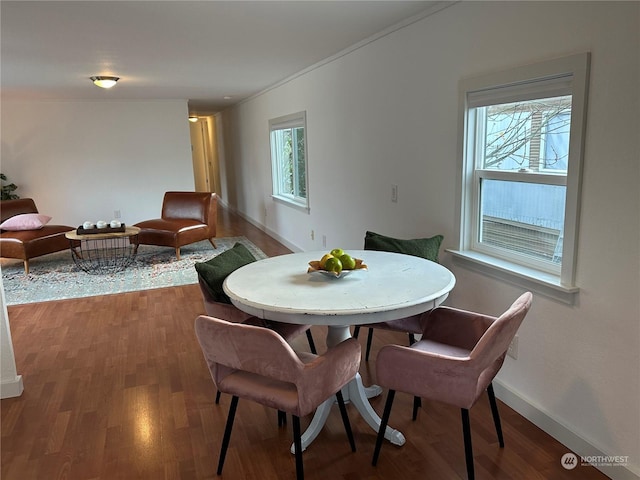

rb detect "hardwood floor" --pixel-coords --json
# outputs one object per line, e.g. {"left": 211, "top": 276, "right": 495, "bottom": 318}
{"left": 2, "top": 207, "right": 609, "bottom": 479}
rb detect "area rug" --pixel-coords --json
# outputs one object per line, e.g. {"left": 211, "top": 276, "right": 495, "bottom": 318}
{"left": 1, "top": 237, "right": 267, "bottom": 306}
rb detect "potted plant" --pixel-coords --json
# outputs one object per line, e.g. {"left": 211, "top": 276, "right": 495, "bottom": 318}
{"left": 1, "top": 173, "right": 19, "bottom": 200}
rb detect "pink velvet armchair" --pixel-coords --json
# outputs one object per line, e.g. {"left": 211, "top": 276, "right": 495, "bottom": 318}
{"left": 195, "top": 315, "right": 361, "bottom": 480}
{"left": 353, "top": 231, "right": 445, "bottom": 363}
{"left": 197, "top": 274, "right": 317, "bottom": 407}
{"left": 372, "top": 292, "right": 533, "bottom": 480}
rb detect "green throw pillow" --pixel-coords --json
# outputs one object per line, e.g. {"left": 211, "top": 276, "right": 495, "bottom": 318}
{"left": 364, "top": 230, "right": 444, "bottom": 263}
{"left": 195, "top": 242, "right": 256, "bottom": 304}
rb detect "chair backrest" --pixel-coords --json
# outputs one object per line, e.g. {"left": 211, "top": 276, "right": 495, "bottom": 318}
{"left": 161, "top": 191, "right": 216, "bottom": 225}
{"left": 195, "top": 315, "right": 304, "bottom": 387}
{"left": 470, "top": 292, "right": 533, "bottom": 373}
{"left": 1, "top": 198, "right": 38, "bottom": 223}
{"left": 196, "top": 315, "right": 362, "bottom": 417}
{"left": 197, "top": 275, "right": 253, "bottom": 323}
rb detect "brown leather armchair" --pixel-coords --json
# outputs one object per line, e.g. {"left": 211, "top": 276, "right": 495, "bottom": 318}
{"left": 0, "top": 198, "right": 74, "bottom": 274}
{"left": 134, "top": 191, "right": 217, "bottom": 259}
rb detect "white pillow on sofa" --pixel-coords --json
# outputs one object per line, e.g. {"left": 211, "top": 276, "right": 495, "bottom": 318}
{"left": 0, "top": 213, "right": 52, "bottom": 231}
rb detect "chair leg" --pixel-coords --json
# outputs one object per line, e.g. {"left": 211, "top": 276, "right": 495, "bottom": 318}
{"left": 278, "top": 410, "right": 287, "bottom": 427}
{"left": 365, "top": 328, "right": 374, "bottom": 361}
{"left": 292, "top": 415, "right": 304, "bottom": 480}
{"left": 487, "top": 383, "right": 504, "bottom": 447}
{"left": 335, "top": 390, "right": 356, "bottom": 452}
{"left": 461, "top": 408, "right": 475, "bottom": 480}
{"left": 407, "top": 333, "right": 422, "bottom": 419}
{"left": 353, "top": 326, "right": 361, "bottom": 338}
{"left": 175, "top": 247, "right": 181, "bottom": 260}
{"left": 215, "top": 390, "right": 221, "bottom": 404}
{"left": 24, "top": 260, "right": 30, "bottom": 275}
{"left": 372, "top": 389, "right": 395, "bottom": 466}
{"left": 208, "top": 237, "right": 217, "bottom": 249}
{"left": 217, "top": 396, "right": 239, "bottom": 475}
{"left": 306, "top": 329, "right": 317, "bottom": 354}
{"left": 412, "top": 395, "right": 421, "bottom": 421}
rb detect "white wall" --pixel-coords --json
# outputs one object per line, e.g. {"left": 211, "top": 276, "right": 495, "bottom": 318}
{"left": 0, "top": 277, "right": 23, "bottom": 399}
{"left": 218, "top": 1, "right": 639, "bottom": 478}
{"left": 1, "top": 100, "right": 195, "bottom": 226}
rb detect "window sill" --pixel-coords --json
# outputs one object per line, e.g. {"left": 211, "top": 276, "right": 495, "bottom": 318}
{"left": 271, "top": 195, "right": 310, "bottom": 214}
{"left": 446, "top": 249, "right": 579, "bottom": 305}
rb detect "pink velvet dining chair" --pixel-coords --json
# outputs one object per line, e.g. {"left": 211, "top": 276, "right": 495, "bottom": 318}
{"left": 197, "top": 274, "right": 317, "bottom": 408}
{"left": 352, "top": 230, "right": 445, "bottom": 418}
{"left": 371, "top": 292, "right": 533, "bottom": 480}
{"left": 195, "top": 315, "right": 361, "bottom": 480}
{"left": 353, "top": 231, "right": 445, "bottom": 363}
{"left": 194, "top": 241, "right": 317, "bottom": 409}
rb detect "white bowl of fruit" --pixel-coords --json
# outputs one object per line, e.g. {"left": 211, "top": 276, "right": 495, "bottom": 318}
{"left": 308, "top": 248, "right": 367, "bottom": 278}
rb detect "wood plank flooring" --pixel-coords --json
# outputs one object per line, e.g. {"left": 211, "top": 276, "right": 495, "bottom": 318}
{"left": 1, "top": 207, "right": 609, "bottom": 479}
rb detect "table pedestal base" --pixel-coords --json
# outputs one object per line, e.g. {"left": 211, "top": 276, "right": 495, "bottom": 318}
{"left": 290, "top": 373, "right": 405, "bottom": 453}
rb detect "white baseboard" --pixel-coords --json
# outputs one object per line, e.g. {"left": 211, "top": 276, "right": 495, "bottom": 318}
{"left": 232, "top": 207, "right": 303, "bottom": 253}
{"left": 262, "top": 225, "right": 302, "bottom": 253}
{"left": 216, "top": 196, "right": 229, "bottom": 210}
{"left": 1, "top": 374, "right": 24, "bottom": 399}
{"left": 493, "top": 381, "right": 639, "bottom": 480}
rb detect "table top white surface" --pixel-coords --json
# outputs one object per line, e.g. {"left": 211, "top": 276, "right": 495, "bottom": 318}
{"left": 223, "top": 250, "right": 456, "bottom": 326}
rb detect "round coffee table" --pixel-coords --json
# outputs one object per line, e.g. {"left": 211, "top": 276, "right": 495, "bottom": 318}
{"left": 65, "top": 226, "right": 140, "bottom": 274}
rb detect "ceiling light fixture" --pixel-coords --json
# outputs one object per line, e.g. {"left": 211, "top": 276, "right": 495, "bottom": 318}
{"left": 188, "top": 117, "right": 198, "bottom": 123}
{"left": 90, "top": 76, "right": 120, "bottom": 89}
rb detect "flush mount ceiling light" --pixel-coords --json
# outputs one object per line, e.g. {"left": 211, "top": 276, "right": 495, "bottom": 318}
{"left": 188, "top": 117, "right": 198, "bottom": 123}
{"left": 90, "top": 76, "right": 119, "bottom": 89}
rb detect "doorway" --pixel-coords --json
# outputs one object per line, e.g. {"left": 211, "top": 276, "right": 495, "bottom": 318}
{"left": 189, "top": 116, "right": 220, "bottom": 194}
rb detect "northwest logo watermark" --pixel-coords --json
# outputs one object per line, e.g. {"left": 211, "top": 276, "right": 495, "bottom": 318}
{"left": 561, "top": 453, "right": 578, "bottom": 470}
{"left": 561, "top": 452, "right": 630, "bottom": 469}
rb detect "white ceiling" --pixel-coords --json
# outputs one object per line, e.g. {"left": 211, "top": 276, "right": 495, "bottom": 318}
{"left": 1, "top": 0, "right": 443, "bottom": 115}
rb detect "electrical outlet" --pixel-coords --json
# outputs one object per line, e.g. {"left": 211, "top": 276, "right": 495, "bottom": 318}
{"left": 507, "top": 335, "right": 519, "bottom": 359}
{"left": 322, "top": 235, "right": 327, "bottom": 248}
{"left": 311, "top": 230, "right": 315, "bottom": 241}
{"left": 113, "top": 210, "right": 121, "bottom": 219}
{"left": 391, "top": 184, "right": 398, "bottom": 203}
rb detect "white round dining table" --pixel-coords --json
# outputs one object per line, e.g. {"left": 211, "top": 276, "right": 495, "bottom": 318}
{"left": 223, "top": 249, "right": 456, "bottom": 452}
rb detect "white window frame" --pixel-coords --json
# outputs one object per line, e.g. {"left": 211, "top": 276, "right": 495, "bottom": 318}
{"left": 449, "top": 53, "right": 590, "bottom": 304}
{"left": 269, "top": 111, "right": 310, "bottom": 212}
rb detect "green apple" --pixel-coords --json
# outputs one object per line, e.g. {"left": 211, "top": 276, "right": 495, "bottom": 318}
{"left": 324, "top": 257, "right": 343, "bottom": 274}
{"left": 340, "top": 253, "right": 356, "bottom": 270}
{"left": 330, "top": 248, "right": 345, "bottom": 258}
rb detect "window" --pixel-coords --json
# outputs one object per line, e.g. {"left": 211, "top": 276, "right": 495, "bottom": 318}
{"left": 452, "top": 53, "right": 590, "bottom": 302}
{"left": 474, "top": 96, "right": 571, "bottom": 269}
{"left": 269, "top": 112, "right": 309, "bottom": 211}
